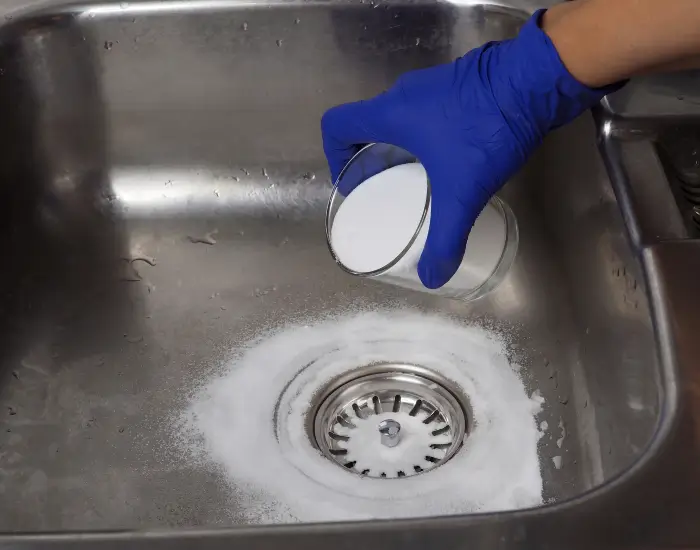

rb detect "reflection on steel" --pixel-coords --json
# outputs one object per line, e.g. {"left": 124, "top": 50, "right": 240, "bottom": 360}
{"left": 378, "top": 419, "right": 401, "bottom": 448}
{"left": 0, "top": 0, "right": 695, "bottom": 547}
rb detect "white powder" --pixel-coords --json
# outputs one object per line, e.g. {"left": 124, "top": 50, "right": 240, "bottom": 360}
{"left": 331, "top": 163, "right": 428, "bottom": 273}
{"left": 330, "top": 164, "right": 508, "bottom": 291}
{"left": 177, "top": 310, "right": 544, "bottom": 523}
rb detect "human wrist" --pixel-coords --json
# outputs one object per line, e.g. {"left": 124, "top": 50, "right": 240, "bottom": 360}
{"left": 491, "top": 9, "right": 623, "bottom": 140}
{"left": 541, "top": 1, "right": 610, "bottom": 87}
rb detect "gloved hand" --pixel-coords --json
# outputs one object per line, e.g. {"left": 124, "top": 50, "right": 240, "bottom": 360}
{"left": 321, "top": 9, "right": 622, "bottom": 289}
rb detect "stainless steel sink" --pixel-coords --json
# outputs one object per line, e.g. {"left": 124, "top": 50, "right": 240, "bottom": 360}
{"left": 0, "top": 0, "right": 690, "bottom": 547}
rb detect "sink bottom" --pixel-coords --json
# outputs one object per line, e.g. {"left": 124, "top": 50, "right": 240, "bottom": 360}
{"left": 179, "top": 310, "right": 544, "bottom": 523}
{"left": 0, "top": 0, "right": 661, "bottom": 532}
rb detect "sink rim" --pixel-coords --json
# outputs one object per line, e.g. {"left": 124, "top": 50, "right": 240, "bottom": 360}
{"left": 0, "top": 0, "right": 686, "bottom": 543}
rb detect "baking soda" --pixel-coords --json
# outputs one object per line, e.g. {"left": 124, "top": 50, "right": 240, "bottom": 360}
{"left": 176, "top": 310, "right": 544, "bottom": 523}
{"left": 331, "top": 163, "right": 428, "bottom": 273}
{"left": 330, "top": 164, "right": 508, "bottom": 290}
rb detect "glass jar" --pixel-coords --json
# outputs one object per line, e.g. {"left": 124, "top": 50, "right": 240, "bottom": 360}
{"left": 325, "top": 143, "right": 518, "bottom": 301}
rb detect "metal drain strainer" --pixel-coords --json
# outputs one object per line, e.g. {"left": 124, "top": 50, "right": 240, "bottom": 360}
{"left": 311, "top": 364, "right": 468, "bottom": 479}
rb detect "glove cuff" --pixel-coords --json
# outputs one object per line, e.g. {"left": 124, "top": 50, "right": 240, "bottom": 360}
{"left": 504, "top": 9, "right": 625, "bottom": 135}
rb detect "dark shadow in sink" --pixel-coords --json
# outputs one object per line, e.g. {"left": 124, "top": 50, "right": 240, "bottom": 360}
{"left": 0, "top": 15, "right": 136, "bottom": 371}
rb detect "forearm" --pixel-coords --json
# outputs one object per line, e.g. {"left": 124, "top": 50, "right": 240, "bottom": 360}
{"left": 543, "top": 0, "right": 700, "bottom": 88}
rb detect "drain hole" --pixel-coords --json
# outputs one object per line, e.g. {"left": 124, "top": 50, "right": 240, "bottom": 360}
{"left": 328, "top": 431, "right": 349, "bottom": 442}
{"left": 409, "top": 399, "right": 423, "bottom": 416}
{"left": 432, "top": 425, "right": 450, "bottom": 436}
{"left": 311, "top": 367, "right": 469, "bottom": 479}
{"left": 336, "top": 415, "right": 355, "bottom": 429}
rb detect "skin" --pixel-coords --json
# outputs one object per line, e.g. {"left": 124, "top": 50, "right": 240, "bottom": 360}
{"left": 542, "top": 0, "right": 700, "bottom": 87}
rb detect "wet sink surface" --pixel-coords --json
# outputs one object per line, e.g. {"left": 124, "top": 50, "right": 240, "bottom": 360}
{"left": 0, "top": 1, "right": 662, "bottom": 531}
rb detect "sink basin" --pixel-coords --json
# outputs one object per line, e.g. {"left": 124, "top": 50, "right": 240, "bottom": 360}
{"left": 0, "top": 0, "right": 664, "bottom": 538}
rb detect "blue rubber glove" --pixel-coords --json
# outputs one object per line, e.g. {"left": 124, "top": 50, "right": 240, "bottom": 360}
{"left": 321, "top": 10, "right": 622, "bottom": 289}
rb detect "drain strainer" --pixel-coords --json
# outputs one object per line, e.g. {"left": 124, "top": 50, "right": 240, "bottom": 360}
{"left": 311, "top": 364, "right": 468, "bottom": 479}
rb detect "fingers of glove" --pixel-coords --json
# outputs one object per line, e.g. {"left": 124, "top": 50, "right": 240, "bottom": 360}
{"left": 321, "top": 99, "right": 387, "bottom": 192}
{"left": 417, "top": 166, "right": 491, "bottom": 290}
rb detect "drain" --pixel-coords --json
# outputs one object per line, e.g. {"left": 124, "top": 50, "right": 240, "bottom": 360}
{"left": 310, "top": 364, "right": 469, "bottom": 479}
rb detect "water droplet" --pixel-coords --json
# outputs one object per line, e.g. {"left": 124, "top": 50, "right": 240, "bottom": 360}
{"left": 276, "top": 39, "right": 283, "bottom": 47}
{"left": 415, "top": 37, "right": 421, "bottom": 46}
{"left": 302, "top": 171, "right": 315, "bottom": 181}
{"left": 233, "top": 176, "right": 240, "bottom": 181}
{"left": 120, "top": 1, "right": 129, "bottom": 8}
{"left": 188, "top": 229, "right": 218, "bottom": 245}
{"left": 4, "top": 14, "right": 13, "bottom": 20}
{"left": 262, "top": 168, "right": 269, "bottom": 178}
{"left": 131, "top": 254, "right": 156, "bottom": 267}
{"left": 253, "top": 286, "right": 275, "bottom": 297}
{"left": 214, "top": 189, "right": 220, "bottom": 197}
{"left": 164, "top": 179, "right": 172, "bottom": 186}
{"left": 242, "top": 168, "right": 250, "bottom": 176}
{"left": 104, "top": 41, "right": 113, "bottom": 50}
{"left": 294, "top": 17, "right": 301, "bottom": 24}
{"left": 241, "top": 22, "right": 248, "bottom": 31}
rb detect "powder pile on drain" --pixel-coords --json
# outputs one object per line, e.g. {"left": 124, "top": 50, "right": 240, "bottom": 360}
{"left": 177, "top": 310, "right": 544, "bottom": 523}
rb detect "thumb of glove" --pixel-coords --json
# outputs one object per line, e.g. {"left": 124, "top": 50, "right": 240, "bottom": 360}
{"left": 417, "top": 159, "right": 492, "bottom": 290}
